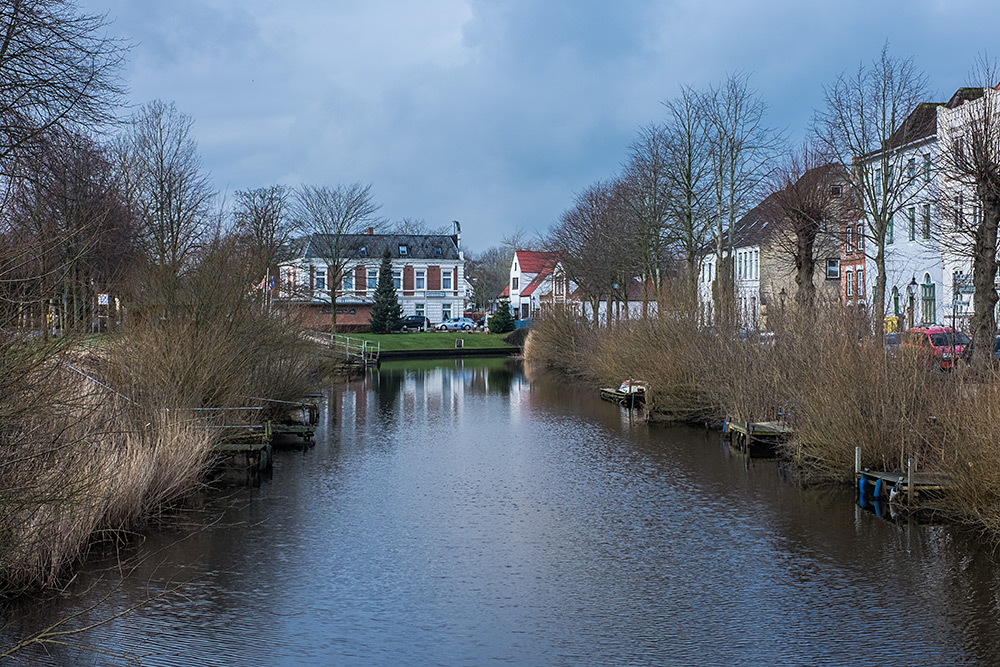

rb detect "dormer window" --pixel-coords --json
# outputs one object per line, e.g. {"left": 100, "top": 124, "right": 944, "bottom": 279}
{"left": 830, "top": 185, "right": 842, "bottom": 198}
{"left": 434, "top": 246, "right": 442, "bottom": 256}
{"left": 360, "top": 246, "right": 368, "bottom": 257}
{"left": 399, "top": 245, "right": 408, "bottom": 257}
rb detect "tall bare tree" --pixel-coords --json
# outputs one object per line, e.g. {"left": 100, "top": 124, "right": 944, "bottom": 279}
{"left": 705, "top": 72, "right": 785, "bottom": 320}
{"left": 292, "top": 182, "right": 381, "bottom": 333}
{"left": 661, "top": 87, "right": 714, "bottom": 306}
{"left": 232, "top": 184, "right": 292, "bottom": 281}
{"left": 621, "top": 123, "right": 672, "bottom": 310}
{"left": 548, "top": 180, "right": 639, "bottom": 325}
{"left": 115, "top": 100, "right": 214, "bottom": 317}
{"left": 814, "top": 44, "right": 929, "bottom": 328}
{"left": 763, "top": 146, "right": 847, "bottom": 309}
{"left": 0, "top": 0, "right": 127, "bottom": 174}
{"left": 937, "top": 59, "right": 1000, "bottom": 369}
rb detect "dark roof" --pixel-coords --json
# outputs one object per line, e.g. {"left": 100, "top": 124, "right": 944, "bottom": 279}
{"left": 297, "top": 233, "right": 460, "bottom": 261}
{"left": 884, "top": 101, "right": 942, "bottom": 150}
{"left": 731, "top": 193, "right": 780, "bottom": 248}
{"left": 944, "top": 87, "right": 986, "bottom": 109}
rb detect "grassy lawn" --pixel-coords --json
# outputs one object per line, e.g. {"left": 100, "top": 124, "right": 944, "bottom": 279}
{"left": 334, "top": 331, "right": 517, "bottom": 352}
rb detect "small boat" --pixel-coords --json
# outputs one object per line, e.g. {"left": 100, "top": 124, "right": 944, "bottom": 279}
{"left": 599, "top": 379, "right": 648, "bottom": 407}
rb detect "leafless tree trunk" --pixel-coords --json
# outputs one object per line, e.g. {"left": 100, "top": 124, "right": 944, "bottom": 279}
{"left": 661, "top": 87, "right": 714, "bottom": 308}
{"left": 115, "top": 101, "right": 213, "bottom": 318}
{"left": 764, "top": 146, "right": 845, "bottom": 310}
{"left": 705, "top": 72, "right": 785, "bottom": 325}
{"left": 814, "top": 44, "right": 928, "bottom": 330}
{"left": 233, "top": 185, "right": 292, "bottom": 283}
{"left": 292, "top": 182, "right": 381, "bottom": 333}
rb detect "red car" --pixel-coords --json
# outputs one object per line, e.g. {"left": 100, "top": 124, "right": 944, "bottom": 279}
{"left": 900, "top": 326, "right": 969, "bottom": 370}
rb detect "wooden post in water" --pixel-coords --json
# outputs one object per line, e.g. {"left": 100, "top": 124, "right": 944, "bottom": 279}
{"left": 907, "top": 457, "right": 914, "bottom": 507}
{"left": 855, "top": 446, "right": 861, "bottom": 475}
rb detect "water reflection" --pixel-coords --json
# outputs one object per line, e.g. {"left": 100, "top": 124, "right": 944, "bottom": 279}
{"left": 3, "top": 357, "right": 1000, "bottom": 666}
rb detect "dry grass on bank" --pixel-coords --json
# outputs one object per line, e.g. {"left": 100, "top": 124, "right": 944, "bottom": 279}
{"left": 0, "top": 302, "right": 316, "bottom": 594}
{"left": 527, "top": 299, "right": 1000, "bottom": 535}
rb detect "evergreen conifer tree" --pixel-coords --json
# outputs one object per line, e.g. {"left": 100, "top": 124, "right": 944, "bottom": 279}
{"left": 369, "top": 247, "right": 403, "bottom": 333}
{"left": 488, "top": 300, "right": 516, "bottom": 333}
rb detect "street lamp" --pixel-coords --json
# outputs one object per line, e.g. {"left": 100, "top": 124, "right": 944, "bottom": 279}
{"left": 906, "top": 277, "right": 918, "bottom": 328}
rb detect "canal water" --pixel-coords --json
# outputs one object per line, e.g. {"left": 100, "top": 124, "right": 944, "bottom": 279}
{"left": 3, "top": 357, "right": 1000, "bottom": 666}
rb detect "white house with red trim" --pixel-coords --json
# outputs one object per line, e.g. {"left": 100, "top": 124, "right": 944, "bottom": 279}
{"left": 502, "top": 250, "right": 576, "bottom": 321}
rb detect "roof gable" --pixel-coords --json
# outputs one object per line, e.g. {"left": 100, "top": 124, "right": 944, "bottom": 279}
{"left": 514, "top": 250, "right": 560, "bottom": 274}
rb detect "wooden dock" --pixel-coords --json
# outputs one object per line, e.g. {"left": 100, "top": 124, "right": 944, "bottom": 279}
{"left": 208, "top": 400, "right": 319, "bottom": 479}
{"left": 723, "top": 418, "right": 792, "bottom": 457}
{"left": 855, "top": 448, "right": 955, "bottom": 507}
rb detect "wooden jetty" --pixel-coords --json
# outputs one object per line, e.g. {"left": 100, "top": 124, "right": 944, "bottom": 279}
{"left": 855, "top": 447, "right": 954, "bottom": 507}
{"left": 723, "top": 418, "right": 792, "bottom": 457}
{"left": 208, "top": 399, "right": 319, "bottom": 479}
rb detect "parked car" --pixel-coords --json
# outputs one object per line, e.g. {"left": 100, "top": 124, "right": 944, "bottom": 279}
{"left": 959, "top": 334, "right": 1000, "bottom": 365}
{"left": 900, "top": 326, "right": 969, "bottom": 370}
{"left": 401, "top": 315, "right": 430, "bottom": 331}
{"left": 436, "top": 317, "right": 475, "bottom": 331}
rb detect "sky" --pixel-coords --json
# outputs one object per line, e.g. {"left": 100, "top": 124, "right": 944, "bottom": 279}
{"left": 78, "top": 0, "right": 1000, "bottom": 254}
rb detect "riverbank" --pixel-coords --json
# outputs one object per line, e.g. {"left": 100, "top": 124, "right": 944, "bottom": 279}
{"left": 0, "top": 312, "right": 317, "bottom": 598}
{"left": 525, "top": 306, "right": 1000, "bottom": 537}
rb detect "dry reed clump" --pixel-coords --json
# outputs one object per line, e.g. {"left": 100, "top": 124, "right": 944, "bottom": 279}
{"left": 523, "top": 307, "right": 599, "bottom": 380}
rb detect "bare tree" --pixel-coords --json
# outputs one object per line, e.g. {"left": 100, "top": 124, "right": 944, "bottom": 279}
{"left": 115, "top": 100, "right": 214, "bottom": 316}
{"left": 937, "top": 58, "right": 1000, "bottom": 369}
{"left": 661, "top": 88, "right": 714, "bottom": 305}
{"left": 763, "top": 146, "right": 847, "bottom": 309}
{"left": 621, "top": 123, "right": 672, "bottom": 310}
{"left": 548, "top": 180, "right": 639, "bottom": 326}
{"left": 392, "top": 217, "right": 451, "bottom": 235}
{"left": 0, "top": 0, "right": 127, "bottom": 174}
{"left": 705, "top": 72, "right": 785, "bottom": 319}
{"left": 814, "top": 44, "right": 929, "bottom": 328}
{"left": 292, "top": 182, "right": 381, "bottom": 332}
{"left": 232, "top": 184, "right": 292, "bottom": 281}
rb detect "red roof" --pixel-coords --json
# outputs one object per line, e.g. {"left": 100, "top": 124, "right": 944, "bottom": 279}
{"left": 520, "top": 271, "right": 549, "bottom": 296}
{"left": 498, "top": 285, "right": 509, "bottom": 298}
{"left": 515, "top": 250, "right": 559, "bottom": 274}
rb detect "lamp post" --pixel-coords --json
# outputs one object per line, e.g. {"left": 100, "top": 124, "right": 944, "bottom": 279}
{"left": 906, "top": 277, "right": 918, "bottom": 329}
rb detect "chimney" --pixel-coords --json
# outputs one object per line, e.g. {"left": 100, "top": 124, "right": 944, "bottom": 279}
{"left": 367, "top": 227, "right": 374, "bottom": 235}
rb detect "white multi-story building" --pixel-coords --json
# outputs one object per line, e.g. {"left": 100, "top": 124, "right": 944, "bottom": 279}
{"left": 278, "top": 223, "right": 468, "bottom": 331}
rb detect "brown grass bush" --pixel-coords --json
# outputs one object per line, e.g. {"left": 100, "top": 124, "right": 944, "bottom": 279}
{"left": 0, "top": 243, "right": 317, "bottom": 593}
{"left": 527, "top": 295, "right": 1000, "bottom": 536}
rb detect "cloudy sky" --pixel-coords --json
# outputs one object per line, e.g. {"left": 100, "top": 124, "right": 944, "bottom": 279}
{"left": 79, "top": 0, "right": 1000, "bottom": 253}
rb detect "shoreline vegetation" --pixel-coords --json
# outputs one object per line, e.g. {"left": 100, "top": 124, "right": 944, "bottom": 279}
{"left": 0, "top": 286, "right": 319, "bottom": 603}
{"left": 525, "top": 301, "right": 1000, "bottom": 539}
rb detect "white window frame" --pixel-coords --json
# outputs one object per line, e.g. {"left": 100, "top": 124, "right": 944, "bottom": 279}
{"left": 416, "top": 269, "right": 426, "bottom": 290}
{"left": 442, "top": 269, "right": 453, "bottom": 290}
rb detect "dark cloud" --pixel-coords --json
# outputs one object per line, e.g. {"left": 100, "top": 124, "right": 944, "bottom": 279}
{"left": 81, "top": 0, "right": 1000, "bottom": 252}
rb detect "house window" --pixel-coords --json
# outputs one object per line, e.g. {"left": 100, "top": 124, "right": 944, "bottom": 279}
{"left": 846, "top": 269, "right": 854, "bottom": 297}
{"left": 887, "top": 215, "right": 894, "bottom": 244}
{"left": 954, "top": 194, "right": 964, "bottom": 229}
{"left": 416, "top": 270, "right": 425, "bottom": 290}
{"left": 399, "top": 245, "right": 408, "bottom": 257}
{"left": 367, "top": 270, "right": 377, "bottom": 290}
{"left": 908, "top": 207, "right": 916, "bottom": 241}
{"left": 415, "top": 302, "right": 425, "bottom": 317}
{"left": 875, "top": 168, "right": 882, "bottom": 194}
{"left": 555, "top": 275, "right": 564, "bottom": 295}
{"left": 753, "top": 250, "right": 759, "bottom": 280}
{"left": 393, "top": 271, "right": 401, "bottom": 290}
{"left": 857, "top": 223, "right": 864, "bottom": 250}
{"left": 892, "top": 286, "right": 900, "bottom": 316}
{"left": 434, "top": 246, "right": 442, "bottom": 256}
{"left": 442, "top": 269, "right": 453, "bottom": 290}
{"left": 314, "top": 269, "right": 326, "bottom": 291}
{"left": 830, "top": 184, "right": 842, "bottom": 198}
{"left": 923, "top": 153, "right": 931, "bottom": 181}
{"left": 826, "top": 258, "right": 840, "bottom": 280}
{"left": 360, "top": 246, "right": 368, "bottom": 257}
{"left": 442, "top": 303, "right": 452, "bottom": 320}
{"left": 512, "top": 276, "right": 519, "bottom": 290}
{"left": 846, "top": 226, "right": 853, "bottom": 253}
{"left": 922, "top": 204, "right": 931, "bottom": 239}
{"left": 907, "top": 158, "right": 916, "bottom": 179}
{"left": 921, "top": 274, "right": 935, "bottom": 325}
{"left": 856, "top": 269, "right": 864, "bottom": 296}
{"left": 342, "top": 271, "right": 354, "bottom": 291}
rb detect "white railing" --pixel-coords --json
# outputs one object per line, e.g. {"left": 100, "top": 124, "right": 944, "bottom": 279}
{"left": 331, "top": 333, "right": 380, "bottom": 362}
